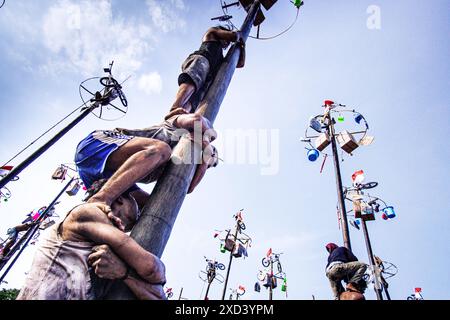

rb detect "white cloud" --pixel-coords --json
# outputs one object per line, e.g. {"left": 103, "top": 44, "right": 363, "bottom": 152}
{"left": 146, "top": 0, "right": 187, "bottom": 33}
{"left": 41, "top": 0, "right": 155, "bottom": 77}
{"left": 138, "top": 72, "right": 163, "bottom": 94}
{"left": 0, "top": 0, "right": 187, "bottom": 77}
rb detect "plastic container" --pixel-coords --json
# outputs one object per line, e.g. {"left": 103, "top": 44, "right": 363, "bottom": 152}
{"left": 307, "top": 149, "right": 320, "bottom": 162}
{"left": 355, "top": 113, "right": 363, "bottom": 124}
{"left": 383, "top": 206, "right": 396, "bottom": 219}
{"left": 309, "top": 117, "right": 322, "bottom": 133}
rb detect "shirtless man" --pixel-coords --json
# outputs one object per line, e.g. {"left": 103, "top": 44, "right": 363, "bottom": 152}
{"left": 17, "top": 185, "right": 166, "bottom": 300}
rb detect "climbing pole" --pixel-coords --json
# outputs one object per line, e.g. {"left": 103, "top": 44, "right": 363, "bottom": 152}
{"left": 301, "top": 100, "right": 374, "bottom": 251}
{"left": 199, "top": 257, "right": 226, "bottom": 300}
{"left": 101, "top": 1, "right": 265, "bottom": 300}
{"left": 0, "top": 176, "right": 75, "bottom": 283}
{"left": 344, "top": 171, "right": 397, "bottom": 300}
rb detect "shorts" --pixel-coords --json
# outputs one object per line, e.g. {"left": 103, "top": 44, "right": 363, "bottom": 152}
{"left": 74, "top": 130, "right": 135, "bottom": 189}
{"left": 178, "top": 54, "right": 210, "bottom": 93}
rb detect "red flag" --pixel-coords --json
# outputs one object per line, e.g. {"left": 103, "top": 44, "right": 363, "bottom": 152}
{"left": 238, "top": 285, "right": 245, "bottom": 291}
{"left": 352, "top": 170, "right": 365, "bottom": 184}
{"left": 266, "top": 248, "right": 272, "bottom": 257}
{"left": 415, "top": 287, "right": 422, "bottom": 293}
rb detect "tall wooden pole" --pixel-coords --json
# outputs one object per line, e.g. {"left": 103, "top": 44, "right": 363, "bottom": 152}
{"left": 269, "top": 260, "right": 273, "bottom": 300}
{"left": 0, "top": 177, "right": 75, "bottom": 282}
{"left": 0, "top": 106, "right": 95, "bottom": 190}
{"left": 327, "top": 115, "right": 352, "bottom": 251}
{"left": 360, "top": 218, "right": 383, "bottom": 300}
{"left": 102, "top": 1, "right": 261, "bottom": 299}
{"left": 204, "top": 275, "right": 214, "bottom": 300}
{"left": 221, "top": 227, "right": 239, "bottom": 300}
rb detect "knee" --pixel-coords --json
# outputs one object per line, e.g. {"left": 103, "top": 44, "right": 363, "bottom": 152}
{"left": 146, "top": 141, "right": 171, "bottom": 162}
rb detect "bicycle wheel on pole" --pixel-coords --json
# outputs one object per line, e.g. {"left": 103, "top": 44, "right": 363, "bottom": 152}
{"left": 79, "top": 77, "right": 128, "bottom": 121}
{"left": 361, "top": 182, "right": 378, "bottom": 190}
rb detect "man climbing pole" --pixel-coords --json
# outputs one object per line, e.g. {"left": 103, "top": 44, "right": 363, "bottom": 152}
{"left": 171, "top": 25, "right": 246, "bottom": 114}
{"left": 17, "top": 182, "right": 166, "bottom": 300}
{"left": 0, "top": 222, "right": 34, "bottom": 261}
{"left": 104, "top": 1, "right": 262, "bottom": 300}
{"left": 325, "top": 242, "right": 368, "bottom": 300}
{"left": 74, "top": 109, "right": 219, "bottom": 212}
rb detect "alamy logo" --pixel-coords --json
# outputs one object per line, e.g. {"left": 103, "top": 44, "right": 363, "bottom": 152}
{"left": 367, "top": 5, "right": 381, "bottom": 30}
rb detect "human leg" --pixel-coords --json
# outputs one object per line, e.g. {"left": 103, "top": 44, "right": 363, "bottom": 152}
{"left": 328, "top": 278, "right": 344, "bottom": 300}
{"left": 87, "top": 138, "right": 171, "bottom": 207}
{"left": 344, "top": 261, "right": 368, "bottom": 292}
{"left": 326, "top": 266, "right": 346, "bottom": 299}
{"left": 171, "top": 82, "right": 195, "bottom": 113}
{"left": 172, "top": 55, "right": 210, "bottom": 113}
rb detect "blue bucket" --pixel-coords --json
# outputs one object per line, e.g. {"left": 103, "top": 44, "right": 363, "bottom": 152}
{"left": 355, "top": 114, "right": 363, "bottom": 124}
{"left": 383, "top": 206, "right": 396, "bottom": 219}
{"left": 307, "top": 149, "right": 319, "bottom": 162}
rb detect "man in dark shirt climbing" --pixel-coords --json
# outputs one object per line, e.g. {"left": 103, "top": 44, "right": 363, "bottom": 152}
{"left": 171, "top": 25, "right": 246, "bottom": 114}
{"left": 325, "top": 243, "right": 368, "bottom": 300}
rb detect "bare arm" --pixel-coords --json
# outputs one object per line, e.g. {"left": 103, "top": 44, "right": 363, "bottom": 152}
{"left": 203, "top": 28, "right": 245, "bottom": 68}
{"left": 237, "top": 42, "right": 246, "bottom": 68}
{"left": 188, "top": 144, "right": 218, "bottom": 194}
{"left": 88, "top": 244, "right": 165, "bottom": 300}
{"left": 69, "top": 205, "right": 165, "bottom": 285}
{"left": 203, "top": 27, "right": 240, "bottom": 42}
{"left": 123, "top": 275, "right": 166, "bottom": 300}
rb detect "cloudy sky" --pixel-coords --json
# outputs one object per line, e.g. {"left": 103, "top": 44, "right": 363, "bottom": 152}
{"left": 0, "top": 0, "right": 449, "bottom": 300}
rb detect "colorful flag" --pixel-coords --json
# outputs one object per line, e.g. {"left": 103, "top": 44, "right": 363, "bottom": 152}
{"left": 266, "top": 248, "right": 272, "bottom": 257}
{"left": 0, "top": 166, "right": 13, "bottom": 176}
{"left": 352, "top": 170, "right": 365, "bottom": 185}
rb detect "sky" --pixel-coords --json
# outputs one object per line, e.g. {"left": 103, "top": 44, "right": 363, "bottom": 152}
{"left": 0, "top": 0, "right": 449, "bottom": 300}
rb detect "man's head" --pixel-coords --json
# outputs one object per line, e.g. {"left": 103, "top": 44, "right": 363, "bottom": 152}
{"left": 85, "top": 179, "right": 139, "bottom": 232}
{"left": 215, "top": 25, "right": 232, "bottom": 49}
{"left": 110, "top": 193, "right": 139, "bottom": 232}
{"left": 325, "top": 242, "right": 338, "bottom": 254}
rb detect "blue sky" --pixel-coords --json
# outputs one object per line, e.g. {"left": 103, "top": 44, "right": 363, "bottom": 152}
{"left": 0, "top": 0, "right": 449, "bottom": 300}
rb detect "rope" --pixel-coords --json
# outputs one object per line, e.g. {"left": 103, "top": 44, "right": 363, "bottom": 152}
{"left": 249, "top": 8, "right": 300, "bottom": 40}
{"left": 0, "top": 102, "right": 88, "bottom": 168}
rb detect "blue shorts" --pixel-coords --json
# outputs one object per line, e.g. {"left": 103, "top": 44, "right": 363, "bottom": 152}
{"left": 74, "top": 130, "right": 137, "bottom": 189}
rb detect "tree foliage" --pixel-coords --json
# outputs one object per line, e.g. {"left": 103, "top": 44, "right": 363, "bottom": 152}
{"left": 0, "top": 288, "right": 20, "bottom": 300}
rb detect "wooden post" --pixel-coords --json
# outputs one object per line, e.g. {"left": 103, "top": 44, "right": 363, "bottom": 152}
{"left": 102, "top": 1, "right": 261, "bottom": 299}
{"left": 221, "top": 226, "right": 239, "bottom": 300}
{"left": 327, "top": 114, "right": 352, "bottom": 251}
